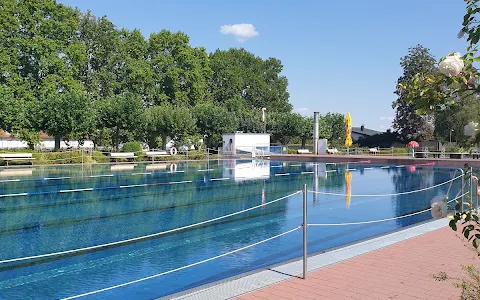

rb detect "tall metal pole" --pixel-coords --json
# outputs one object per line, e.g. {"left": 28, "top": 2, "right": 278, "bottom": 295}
{"left": 462, "top": 170, "right": 465, "bottom": 211}
{"left": 477, "top": 177, "right": 479, "bottom": 212}
{"left": 302, "top": 184, "right": 308, "bottom": 279}
{"left": 470, "top": 167, "right": 474, "bottom": 209}
{"left": 313, "top": 112, "right": 319, "bottom": 155}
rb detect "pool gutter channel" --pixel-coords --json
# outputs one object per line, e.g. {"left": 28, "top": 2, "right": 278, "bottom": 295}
{"left": 160, "top": 218, "right": 449, "bottom": 300}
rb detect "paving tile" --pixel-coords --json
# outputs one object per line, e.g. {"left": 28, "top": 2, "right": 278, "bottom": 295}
{"left": 235, "top": 227, "right": 479, "bottom": 300}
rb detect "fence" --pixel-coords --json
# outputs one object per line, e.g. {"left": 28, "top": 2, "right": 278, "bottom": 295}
{"left": 0, "top": 167, "right": 473, "bottom": 299}
{"left": 218, "top": 145, "right": 288, "bottom": 157}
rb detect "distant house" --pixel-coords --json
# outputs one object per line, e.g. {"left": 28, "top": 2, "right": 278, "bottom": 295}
{"left": 0, "top": 130, "right": 93, "bottom": 150}
{"left": 351, "top": 125, "right": 381, "bottom": 142}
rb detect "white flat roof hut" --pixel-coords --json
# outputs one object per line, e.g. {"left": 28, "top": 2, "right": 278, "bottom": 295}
{"left": 222, "top": 133, "right": 270, "bottom": 156}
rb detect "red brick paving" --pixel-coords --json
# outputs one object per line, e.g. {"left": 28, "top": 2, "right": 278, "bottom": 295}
{"left": 236, "top": 227, "right": 480, "bottom": 300}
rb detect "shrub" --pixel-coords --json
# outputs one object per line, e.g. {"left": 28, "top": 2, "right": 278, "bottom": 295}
{"left": 32, "top": 151, "right": 92, "bottom": 165}
{"left": 122, "top": 141, "right": 144, "bottom": 160}
{"left": 122, "top": 141, "right": 142, "bottom": 153}
{"left": 92, "top": 151, "right": 110, "bottom": 163}
{"left": 393, "top": 147, "right": 409, "bottom": 154}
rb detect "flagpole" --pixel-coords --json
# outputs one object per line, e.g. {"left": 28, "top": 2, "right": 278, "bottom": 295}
{"left": 262, "top": 108, "right": 267, "bottom": 134}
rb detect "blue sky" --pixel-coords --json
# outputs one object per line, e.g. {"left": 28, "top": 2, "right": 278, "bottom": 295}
{"left": 59, "top": 0, "right": 468, "bottom": 131}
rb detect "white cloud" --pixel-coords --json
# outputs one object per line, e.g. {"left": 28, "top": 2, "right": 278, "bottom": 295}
{"left": 220, "top": 24, "right": 259, "bottom": 42}
{"left": 294, "top": 107, "right": 311, "bottom": 117}
{"left": 379, "top": 116, "right": 394, "bottom": 121}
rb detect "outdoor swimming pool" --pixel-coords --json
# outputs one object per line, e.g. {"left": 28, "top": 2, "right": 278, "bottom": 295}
{"left": 0, "top": 159, "right": 463, "bottom": 299}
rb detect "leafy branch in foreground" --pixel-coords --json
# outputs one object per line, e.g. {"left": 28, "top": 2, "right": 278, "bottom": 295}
{"left": 398, "top": 0, "right": 480, "bottom": 115}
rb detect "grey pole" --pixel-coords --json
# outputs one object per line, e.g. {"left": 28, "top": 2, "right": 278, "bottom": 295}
{"left": 462, "top": 170, "right": 465, "bottom": 211}
{"left": 470, "top": 167, "right": 474, "bottom": 209}
{"left": 302, "top": 184, "right": 308, "bottom": 279}
{"left": 475, "top": 179, "right": 478, "bottom": 213}
{"left": 313, "top": 164, "right": 319, "bottom": 204}
{"left": 313, "top": 112, "right": 319, "bottom": 155}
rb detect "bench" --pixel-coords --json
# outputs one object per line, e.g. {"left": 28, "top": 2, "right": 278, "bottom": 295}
{"left": 369, "top": 148, "right": 378, "bottom": 155}
{"left": 145, "top": 151, "right": 168, "bottom": 161}
{"left": 327, "top": 148, "right": 338, "bottom": 154}
{"left": 110, "top": 152, "right": 137, "bottom": 162}
{"left": 0, "top": 153, "right": 35, "bottom": 166}
{"left": 297, "top": 149, "right": 311, "bottom": 154}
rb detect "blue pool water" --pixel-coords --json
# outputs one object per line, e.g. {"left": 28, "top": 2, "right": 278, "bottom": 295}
{"left": 0, "top": 160, "right": 463, "bottom": 299}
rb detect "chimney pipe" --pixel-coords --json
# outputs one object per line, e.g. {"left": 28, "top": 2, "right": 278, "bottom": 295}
{"left": 313, "top": 112, "right": 319, "bottom": 154}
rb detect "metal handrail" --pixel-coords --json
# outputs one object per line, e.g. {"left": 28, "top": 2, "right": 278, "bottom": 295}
{"left": 61, "top": 226, "right": 302, "bottom": 300}
{"left": 308, "top": 192, "right": 468, "bottom": 227}
{"left": 6, "top": 170, "right": 471, "bottom": 299}
{"left": 0, "top": 191, "right": 301, "bottom": 264}
{"left": 308, "top": 173, "right": 463, "bottom": 197}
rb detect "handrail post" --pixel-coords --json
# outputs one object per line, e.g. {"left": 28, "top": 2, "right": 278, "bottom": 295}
{"left": 472, "top": 179, "right": 478, "bottom": 213}
{"left": 462, "top": 170, "right": 465, "bottom": 211}
{"left": 302, "top": 184, "right": 308, "bottom": 279}
{"left": 470, "top": 167, "right": 474, "bottom": 211}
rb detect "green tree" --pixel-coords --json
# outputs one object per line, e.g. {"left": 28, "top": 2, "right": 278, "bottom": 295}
{"left": 78, "top": 13, "right": 121, "bottom": 99}
{"left": 209, "top": 48, "right": 291, "bottom": 112}
{"left": 97, "top": 93, "right": 145, "bottom": 150}
{"left": 0, "top": 86, "right": 23, "bottom": 133}
{"left": 323, "top": 113, "right": 345, "bottom": 141}
{"left": 268, "top": 113, "right": 313, "bottom": 147}
{"left": 392, "top": 45, "right": 437, "bottom": 141}
{"left": 224, "top": 97, "right": 264, "bottom": 133}
{"left": 435, "top": 96, "right": 480, "bottom": 145}
{"left": 38, "top": 91, "right": 97, "bottom": 151}
{"left": 269, "top": 112, "right": 300, "bottom": 145}
{"left": 148, "top": 30, "right": 212, "bottom": 106}
{"left": 145, "top": 104, "right": 197, "bottom": 149}
{"left": 193, "top": 102, "right": 238, "bottom": 148}
{"left": 0, "top": 0, "right": 84, "bottom": 100}
{"left": 298, "top": 116, "right": 314, "bottom": 148}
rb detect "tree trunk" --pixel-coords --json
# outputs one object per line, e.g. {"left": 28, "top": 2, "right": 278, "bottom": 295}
{"left": 54, "top": 135, "right": 61, "bottom": 152}
{"left": 112, "top": 130, "right": 119, "bottom": 152}
{"left": 301, "top": 138, "right": 306, "bottom": 148}
{"left": 162, "top": 134, "right": 167, "bottom": 150}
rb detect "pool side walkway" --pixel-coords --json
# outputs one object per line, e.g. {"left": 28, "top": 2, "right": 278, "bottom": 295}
{"left": 165, "top": 220, "right": 479, "bottom": 300}
{"left": 236, "top": 225, "right": 479, "bottom": 300}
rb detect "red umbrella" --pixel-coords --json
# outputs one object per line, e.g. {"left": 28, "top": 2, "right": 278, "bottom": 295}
{"left": 408, "top": 141, "right": 419, "bottom": 148}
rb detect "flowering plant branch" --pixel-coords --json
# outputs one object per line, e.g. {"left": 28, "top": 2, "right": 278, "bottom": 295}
{"left": 398, "top": 0, "right": 480, "bottom": 114}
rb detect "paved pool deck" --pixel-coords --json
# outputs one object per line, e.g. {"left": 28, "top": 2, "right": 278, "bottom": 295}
{"left": 165, "top": 219, "right": 479, "bottom": 300}
{"left": 236, "top": 224, "right": 479, "bottom": 300}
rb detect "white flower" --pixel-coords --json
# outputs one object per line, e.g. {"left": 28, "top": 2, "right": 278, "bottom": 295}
{"left": 464, "top": 121, "right": 478, "bottom": 136}
{"left": 438, "top": 53, "right": 464, "bottom": 77}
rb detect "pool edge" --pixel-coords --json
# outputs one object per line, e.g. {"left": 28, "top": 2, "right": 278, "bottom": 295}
{"left": 160, "top": 218, "right": 450, "bottom": 300}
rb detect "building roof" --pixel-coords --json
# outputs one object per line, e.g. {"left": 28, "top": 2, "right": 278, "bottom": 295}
{"left": 352, "top": 127, "right": 381, "bottom": 136}
{"left": 0, "top": 130, "right": 9, "bottom": 138}
{"left": 0, "top": 130, "right": 53, "bottom": 139}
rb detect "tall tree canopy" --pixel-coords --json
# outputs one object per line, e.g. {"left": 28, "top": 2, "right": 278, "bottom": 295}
{"left": 392, "top": 45, "right": 436, "bottom": 141}
{"left": 0, "top": 0, "right": 352, "bottom": 150}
